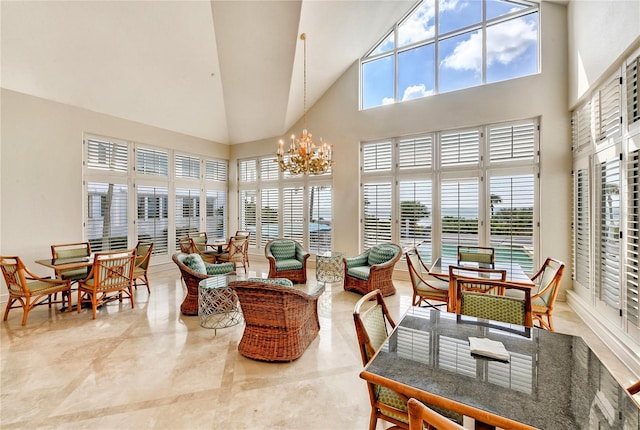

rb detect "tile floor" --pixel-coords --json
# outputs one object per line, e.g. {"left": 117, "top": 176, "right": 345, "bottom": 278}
{"left": 1, "top": 260, "right": 638, "bottom": 429}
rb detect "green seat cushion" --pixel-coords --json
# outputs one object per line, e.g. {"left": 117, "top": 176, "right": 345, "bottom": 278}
{"left": 274, "top": 259, "right": 303, "bottom": 271}
{"left": 270, "top": 241, "right": 295, "bottom": 260}
{"left": 347, "top": 266, "right": 370, "bottom": 281}
{"left": 183, "top": 253, "right": 206, "bottom": 274}
{"left": 249, "top": 277, "right": 293, "bottom": 287}
{"left": 59, "top": 267, "right": 89, "bottom": 281}
{"left": 205, "top": 262, "right": 235, "bottom": 275}
{"left": 368, "top": 245, "right": 398, "bottom": 266}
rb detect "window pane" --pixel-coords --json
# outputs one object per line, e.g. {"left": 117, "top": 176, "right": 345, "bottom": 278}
{"left": 206, "top": 190, "right": 226, "bottom": 240}
{"left": 239, "top": 159, "right": 257, "bottom": 182}
{"left": 486, "top": 0, "right": 527, "bottom": 21}
{"left": 399, "top": 180, "right": 432, "bottom": 255}
{"left": 370, "top": 31, "right": 394, "bottom": 56}
{"left": 362, "top": 55, "right": 395, "bottom": 109}
{"left": 597, "top": 158, "right": 621, "bottom": 308}
{"left": 398, "top": 0, "right": 435, "bottom": 47}
{"left": 441, "top": 179, "right": 479, "bottom": 259}
{"left": 489, "top": 175, "right": 535, "bottom": 273}
{"left": 398, "top": 43, "right": 435, "bottom": 102}
{"left": 87, "top": 182, "right": 128, "bottom": 252}
{"left": 363, "top": 183, "right": 393, "bottom": 248}
{"left": 260, "top": 189, "right": 279, "bottom": 247}
{"left": 399, "top": 135, "right": 433, "bottom": 169}
{"left": 441, "top": 130, "right": 480, "bottom": 166}
{"left": 137, "top": 185, "right": 169, "bottom": 255}
{"left": 439, "top": 30, "right": 482, "bottom": 93}
{"left": 175, "top": 188, "right": 200, "bottom": 247}
{"left": 489, "top": 122, "right": 535, "bottom": 163}
{"left": 205, "top": 159, "right": 227, "bottom": 182}
{"left": 486, "top": 13, "right": 538, "bottom": 84}
{"left": 261, "top": 156, "right": 279, "bottom": 181}
{"left": 87, "top": 139, "right": 128, "bottom": 172}
{"left": 283, "top": 187, "right": 304, "bottom": 243}
{"left": 309, "top": 186, "right": 332, "bottom": 254}
{"left": 439, "top": 0, "right": 481, "bottom": 34}
{"left": 239, "top": 190, "right": 257, "bottom": 246}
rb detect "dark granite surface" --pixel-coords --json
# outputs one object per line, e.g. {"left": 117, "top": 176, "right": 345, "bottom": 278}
{"left": 365, "top": 307, "right": 639, "bottom": 429}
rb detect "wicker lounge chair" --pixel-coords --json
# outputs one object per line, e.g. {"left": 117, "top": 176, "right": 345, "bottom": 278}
{"left": 230, "top": 279, "right": 325, "bottom": 362}
{"left": 265, "top": 238, "right": 310, "bottom": 283}
{"left": 343, "top": 243, "right": 402, "bottom": 296}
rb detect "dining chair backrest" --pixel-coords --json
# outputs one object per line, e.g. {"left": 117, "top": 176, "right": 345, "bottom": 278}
{"left": 407, "top": 398, "right": 465, "bottom": 430}
{"left": 90, "top": 249, "right": 136, "bottom": 291}
{"left": 50, "top": 242, "right": 92, "bottom": 281}
{"left": 456, "top": 278, "right": 533, "bottom": 327}
{"left": 187, "top": 232, "right": 208, "bottom": 252}
{"left": 405, "top": 248, "right": 449, "bottom": 309}
{"left": 235, "top": 230, "right": 251, "bottom": 267}
{"left": 529, "top": 257, "right": 565, "bottom": 331}
{"left": 353, "top": 289, "right": 396, "bottom": 365}
{"left": 135, "top": 240, "right": 153, "bottom": 269}
{"left": 457, "top": 245, "right": 495, "bottom": 268}
{"left": 448, "top": 265, "right": 506, "bottom": 295}
{"left": 178, "top": 237, "right": 196, "bottom": 254}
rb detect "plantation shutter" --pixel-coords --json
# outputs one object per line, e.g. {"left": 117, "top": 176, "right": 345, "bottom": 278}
{"left": 239, "top": 159, "right": 257, "bottom": 182}
{"left": 136, "top": 147, "right": 168, "bottom": 176}
{"left": 175, "top": 154, "right": 200, "bottom": 179}
{"left": 440, "top": 178, "right": 479, "bottom": 258}
{"left": 399, "top": 180, "right": 432, "bottom": 256}
{"left": 206, "top": 189, "right": 226, "bottom": 240}
{"left": 489, "top": 174, "right": 535, "bottom": 273}
{"left": 362, "top": 142, "right": 392, "bottom": 172}
{"left": 363, "top": 183, "right": 393, "bottom": 248}
{"left": 398, "top": 135, "right": 432, "bottom": 169}
{"left": 175, "top": 187, "right": 200, "bottom": 246}
{"left": 596, "top": 155, "right": 621, "bottom": 309}
{"left": 488, "top": 123, "right": 535, "bottom": 163}
{"left": 309, "top": 185, "right": 332, "bottom": 254}
{"left": 626, "top": 149, "right": 640, "bottom": 329}
{"left": 572, "top": 101, "right": 593, "bottom": 152}
{"left": 261, "top": 156, "right": 279, "bottom": 181}
{"left": 260, "top": 189, "right": 279, "bottom": 246}
{"left": 205, "top": 159, "right": 227, "bottom": 182}
{"left": 594, "top": 74, "right": 622, "bottom": 145}
{"left": 283, "top": 187, "right": 304, "bottom": 243}
{"left": 441, "top": 130, "right": 480, "bottom": 166}
{"left": 626, "top": 54, "right": 640, "bottom": 126}
{"left": 575, "top": 168, "right": 591, "bottom": 288}
{"left": 87, "top": 182, "right": 128, "bottom": 252}
{"left": 87, "top": 138, "right": 128, "bottom": 172}
{"left": 239, "top": 190, "right": 257, "bottom": 246}
{"left": 136, "top": 185, "right": 168, "bottom": 255}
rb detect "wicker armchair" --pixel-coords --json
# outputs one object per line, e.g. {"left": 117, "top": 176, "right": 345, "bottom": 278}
{"left": 265, "top": 239, "right": 310, "bottom": 283}
{"left": 230, "top": 279, "right": 325, "bottom": 362}
{"left": 172, "top": 253, "right": 235, "bottom": 315}
{"left": 343, "top": 243, "right": 402, "bottom": 296}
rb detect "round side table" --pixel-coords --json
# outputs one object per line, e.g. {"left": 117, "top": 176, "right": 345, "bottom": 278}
{"left": 198, "top": 276, "right": 243, "bottom": 334}
{"left": 316, "top": 252, "right": 344, "bottom": 283}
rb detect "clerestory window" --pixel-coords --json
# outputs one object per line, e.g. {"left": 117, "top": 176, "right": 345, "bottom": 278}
{"left": 361, "top": 0, "right": 539, "bottom": 109}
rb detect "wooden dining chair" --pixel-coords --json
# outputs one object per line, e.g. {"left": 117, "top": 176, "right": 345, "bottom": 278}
{"left": 457, "top": 245, "right": 495, "bottom": 268}
{"left": 529, "top": 257, "right": 565, "bottom": 331}
{"left": 405, "top": 248, "right": 449, "bottom": 309}
{"left": 50, "top": 241, "right": 92, "bottom": 282}
{"left": 455, "top": 278, "right": 533, "bottom": 327}
{"left": 234, "top": 230, "right": 252, "bottom": 268}
{"left": 448, "top": 265, "right": 506, "bottom": 311}
{"left": 407, "top": 398, "right": 465, "bottom": 430}
{"left": 77, "top": 249, "right": 136, "bottom": 319}
{"left": 186, "top": 232, "right": 218, "bottom": 263}
{"left": 0, "top": 256, "right": 72, "bottom": 325}
{"left": 133, "top": 240, "right": 154, "bottom": 293}
{"left": 216, "top": 235, "right": 248, "bottom": 272}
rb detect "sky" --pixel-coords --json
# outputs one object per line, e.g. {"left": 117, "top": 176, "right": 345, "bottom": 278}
{"left": 362, "top": 0, "right": 539, "bottom": 109}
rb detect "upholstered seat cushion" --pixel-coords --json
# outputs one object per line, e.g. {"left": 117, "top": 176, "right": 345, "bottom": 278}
{"left": 59, "top": 267, "right": 89, "bottom": 281}
{"left": 347, "top": 266, "right": 371, "bottom": 280}
{"left": 183, "top": 253, "right": 206, "bottom": 274}
{"left": 416, "top": 278, "right": 449, "bottom": 296}
{"left": 275, "top": 259, "right": 303, "bottom": 271}
{"left": 270, "top": 240, "right": 296, "bottom": 260}
{"left": 248, "top": 277, "right": 293, "bottom": 287}
{"left": 205, "top": 262, "right": 235, "bottom": 275}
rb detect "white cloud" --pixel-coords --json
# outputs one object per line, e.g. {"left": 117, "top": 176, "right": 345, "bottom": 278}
{"left": 402, "top": 84, "right": 433, "bottom": 101}
{"left": 440, "top": 17, "right": 536, "bottom": 73}
{"left": 397, "top": 1, "right": 435, "bottom": 46}
{"left": 382, "top": 97, "right": 395, "bottom": 105}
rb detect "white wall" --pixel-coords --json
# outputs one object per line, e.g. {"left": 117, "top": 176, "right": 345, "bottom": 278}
{"left": 568, "top": 0, "right": 640, "bottom": 106}
{"left": 230, "top": 2, "right": 573, "bottom": 293}
{"left": 0, "top": 89, "right": 228, "bottom": 277}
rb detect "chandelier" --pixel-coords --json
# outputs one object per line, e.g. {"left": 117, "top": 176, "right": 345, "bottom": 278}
{"left": 276, "top": 33, "right": 332, "bottom": 175}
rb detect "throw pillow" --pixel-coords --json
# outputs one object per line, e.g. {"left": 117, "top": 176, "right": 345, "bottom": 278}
{"left": 183, "top": 253, "right": 206, "bottom": 274}
{"left": 248, "top": 277, "right": 293, "bottom": 287}
{"left": 368, "top": 245, "right": 398, "bottom": 266}
{"left": 270, "top": 240, "right": 295, "bottom": 260}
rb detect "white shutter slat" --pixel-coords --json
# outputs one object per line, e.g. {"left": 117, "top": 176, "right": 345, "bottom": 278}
{"left": 87, "top": 182, "right": 128, "bottom": 252}
{"left": 363, "top": 183, "right": 393, "bottom": 248}
{"left": 598, "top": 76, "right": 621, "bottom": 142}
{"left": 136, "top": 147, "right": 168, "bottom": 176}
{"left": 309, "top": 186, "right": 332, "bottom": 254}
{"left": 575, "top": 169, "right": 591, "bottom": 288}
{"left": 260, "top": 189, "right": 279, "bottom": 246}
{"left": 441, "top": 130, "right": 479, "bottom": 166}
{"left": 441, "top": 179, "right": 479, "bottom": 258}
{"left": 626, "top": 55, "right": 640, "bottom": 126}
{"left": 261, "top": 156, "right": 279, "bottom": 181}
{"left": 175, "top": 188, "right": 200, "bottom": 246}
{"left": 205, "top": 159, "right": 228, "bottom": 182}
{"left": 137, "top": 185, "right": 169, "bottom": 255}
{"left": 399, "top": 136, "right": 433, "bottom": 169}
{"left": 206, "top": 190, "right": 226, "bottom": 240}
{"left": 626, "top": 150, "right": 640, "bottom": 327}
{"left": 87, "top": 138, "right": 128, "bottom": 172}
{"left": 489, "top": 124, "right": 535, "bottom": 163}
{"left": 399, "top": 180, "right": 432, "bottom": 255}
{"left": 283, "top": 187, "right": 304, "bottom": 243}
{"left": 240, "top": 190, "right": 257, "bottom": 246}
{"left": 597, "top": 157, "right": 621, "bottom": 309}
{"left": 239, "top": 159, "right": 257, "bottom": 182}
{"left": 175, "top": 154, "right": 200, "bottom": 179}
{"left": 363, "top": 142, "right": 393, "bottom": 172}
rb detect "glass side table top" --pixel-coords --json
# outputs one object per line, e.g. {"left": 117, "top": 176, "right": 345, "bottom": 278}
{"left": 198, "top": 275, "right": 242, "bottom": 333}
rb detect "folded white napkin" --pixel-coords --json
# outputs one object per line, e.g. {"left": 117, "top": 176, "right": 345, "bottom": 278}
{"left": 468, "top": 337, "right": 510, "bottom": 362}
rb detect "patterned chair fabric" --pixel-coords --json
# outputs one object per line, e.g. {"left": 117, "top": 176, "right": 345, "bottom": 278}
{"left": 455, "top": 278, "right": 533, "bottom": 327}
{"left": 343, "top": 243, "right": 402, "bottom": 296}
{"left": 265, "top": 239, "right": 310, "bottom": 283}
{"left": 1, "top": 256, "right": 72, "bottom": 325}
{"left": 457, "top": 245, "right": 496, "bottom": 267}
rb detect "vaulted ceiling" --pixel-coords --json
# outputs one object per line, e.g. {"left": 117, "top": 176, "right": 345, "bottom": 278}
{"left": 1, "top": 0, "right": 415, "bottom": 144}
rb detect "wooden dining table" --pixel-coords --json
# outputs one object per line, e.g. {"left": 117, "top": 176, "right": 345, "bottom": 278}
{"left": 360, "top": 306, "right": 640, "bottom": 429}
{"left": 430, "top": 257, "right": 535, "bottom": 311}
{"left": 35, "top": 255, "right": 95, "bottom": 311}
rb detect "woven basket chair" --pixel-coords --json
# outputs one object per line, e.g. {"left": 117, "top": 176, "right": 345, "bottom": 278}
{"left": 172, "top": 253, "right": 235, "bottom": 315}
{"left": 230, "top": 279, "right": 325, "bottom": 362}
{"left": 1, "top": 256, "right": 72, "bottom": 325}
{"left": 265, "top": 239, "right": 310, "bottom": 284}
{"left": 343, "top": 243, "right": 402, "bottom": 297}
